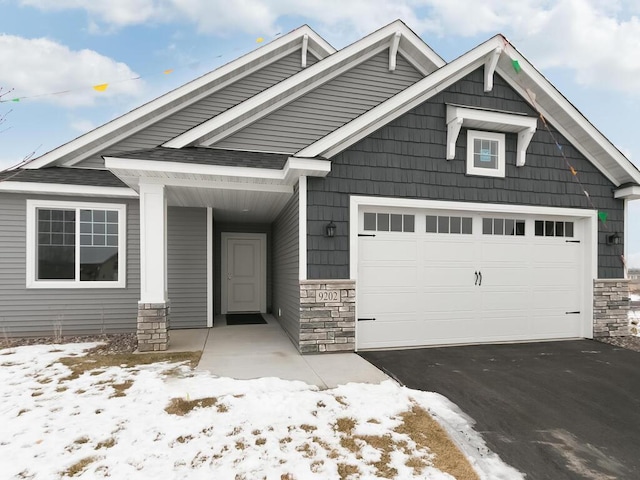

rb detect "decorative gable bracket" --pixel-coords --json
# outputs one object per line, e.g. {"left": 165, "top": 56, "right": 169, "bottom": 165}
{"left": 389, "top": 31, "right": 402, "bottom": 71}
{"left": 484, "top": 47, "right": 503, "bottom": 92}
{"left": 446, "top": 104, "right": 537, "bottom": 166}
{"left": 302, "top": 34, "right": 309, "bottom": 68}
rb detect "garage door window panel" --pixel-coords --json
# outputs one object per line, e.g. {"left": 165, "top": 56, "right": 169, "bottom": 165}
{"left": 363, "top": 212, "right": 415, "bottom": 233}
{"left": 483, "top": 218, "right": 526, "bottom": 236}
{"left": 426, "top": 215, "right": 473, "bottom": 234}
{"left": 535, "top": 220, "right": 574, "bottom": 237}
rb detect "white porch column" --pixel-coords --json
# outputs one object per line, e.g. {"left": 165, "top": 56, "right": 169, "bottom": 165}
{"left": 139, "top": 182, "right": 168, "bottom": 303}
{"left": 137, "top": 182, "right": 170, "bottom": 351}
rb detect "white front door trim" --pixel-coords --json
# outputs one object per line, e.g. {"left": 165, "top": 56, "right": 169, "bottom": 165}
{"left": 220, "top": 232, "right": 267, "bottom": 314}
{"left": 349, "top": 195, "right": 598, "bottom": 350}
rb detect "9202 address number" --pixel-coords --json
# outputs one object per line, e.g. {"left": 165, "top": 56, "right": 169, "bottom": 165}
{"left": 316, "top": 290, "right": 340, "bottom": 302}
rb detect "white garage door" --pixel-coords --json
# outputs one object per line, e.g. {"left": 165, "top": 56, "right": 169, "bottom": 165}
{"left": 357, "top": 208, "right": 587, "bottom": 349}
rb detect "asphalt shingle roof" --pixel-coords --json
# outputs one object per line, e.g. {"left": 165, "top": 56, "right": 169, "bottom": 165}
{"left": 109, "top": 147, "right": 290, "bottom": 170}
{"left": 0, "top": 167, "right": 128, "bottom": 187}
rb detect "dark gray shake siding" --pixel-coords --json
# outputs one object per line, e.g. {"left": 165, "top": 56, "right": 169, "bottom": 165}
{"left": 307, "top": 68, "right": 624, "bottom": 279}
{"left": 213, "top": 222, "right": 272, "bottom": 316}
{"left": 167, "top": 207, "right": 208, "bottom": 328}
{"left": 272, "top": 189, "right": 300, "bottom": 343}
{"left": 0, "top": 193, "right": 140, "bottom": 336}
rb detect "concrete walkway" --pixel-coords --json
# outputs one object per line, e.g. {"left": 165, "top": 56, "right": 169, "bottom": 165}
{"left": 167, "top": 315, "right": 389, "bottom": 389}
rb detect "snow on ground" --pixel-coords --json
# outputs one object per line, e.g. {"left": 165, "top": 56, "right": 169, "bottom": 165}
{"left": 0, "top": 343, "right": 522, "bottom": 480}
{"left": 630, "top": 294, "right": 640, "bottom": 335}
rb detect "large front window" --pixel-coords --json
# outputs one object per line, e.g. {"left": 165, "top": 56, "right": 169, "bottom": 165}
{"left": 27, "top": 200, "right": 126, "bottom": 288}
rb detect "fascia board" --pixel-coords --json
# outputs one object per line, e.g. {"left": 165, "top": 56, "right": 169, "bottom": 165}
{"left": 163, "top": 22, "right": 442, "bottom": 149}
{"left": 24, "top": 26, "right": 333, "bottom": 170}
{"left": 104, "top": 156, "right": 285, "bottom": 180}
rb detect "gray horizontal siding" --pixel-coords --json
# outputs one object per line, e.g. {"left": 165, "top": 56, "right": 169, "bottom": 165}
{"left": 272, "top": 188, "right": 300, "bottom": 344}
{"left": 213, "top": 222, "right": 272, "bottom": 317}
{"left": 216, "top": 52, "right": 423, "bottom": 153}
{"left": 307, "top": 68, "right": 624, "bottom": 279}
{"left": 77, "top": 52, "right": 317, "bottom": 168}
{"left": 167, "top": 207, "right": 208, "bottom": 329}
{"left": 0, "top": 193, "right": 140, "bottom": 337}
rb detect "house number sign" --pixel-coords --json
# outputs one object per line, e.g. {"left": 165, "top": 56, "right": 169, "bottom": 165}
{"left": 316, "top": 290, "right": 340, "bottom": 302}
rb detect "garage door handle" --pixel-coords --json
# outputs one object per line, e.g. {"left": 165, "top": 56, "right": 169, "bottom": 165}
{"left": 478, "top": 271, "right": 482, "bottom": 286}
{"left": 474, "top": 271, "right": 478, "bottom": 285}
{"left": 358, "top": 234, "right": 376, "bottom": 237}
{"left": 357, "top": 318, "right": 376, "bottom": 322}
{"left": 565, "top": 311, "right": 581, "bottom": 314}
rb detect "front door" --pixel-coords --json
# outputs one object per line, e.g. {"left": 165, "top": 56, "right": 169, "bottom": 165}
{"left": 222, "top": 233, "right": 266, "bottom": 313}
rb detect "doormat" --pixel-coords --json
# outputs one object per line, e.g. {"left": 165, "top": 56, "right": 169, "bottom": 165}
{"left": 226, "top": 313, "right": 267, "bottom": 325}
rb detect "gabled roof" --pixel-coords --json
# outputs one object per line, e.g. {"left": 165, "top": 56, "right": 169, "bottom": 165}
{"left": 295, "top": 35, "right": 640, "bottom": 189}
{"left": 24, "top": 25, "right": 335, "bottom": 170}
{"left": 163, "top": 20, "right": 445, "bottom": 149}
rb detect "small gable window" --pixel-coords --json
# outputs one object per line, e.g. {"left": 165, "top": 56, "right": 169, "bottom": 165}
{"left": 466, "top": 130, "right": 505, "bottom": 177}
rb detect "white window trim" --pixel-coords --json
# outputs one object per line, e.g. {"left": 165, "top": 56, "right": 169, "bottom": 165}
{"left": 26, "top": 199, "right": 127, "bottom": 289}
{"left": 466, "top": 130, "right": 506, "bottom": 178}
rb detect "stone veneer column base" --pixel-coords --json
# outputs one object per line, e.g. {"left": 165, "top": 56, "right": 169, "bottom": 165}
{"left": 593, "top": 280, "right": 630, "bottom": 337}
{"left": 137, "top": 302, "right": 170, "bottom": 352}
{"left": 299, "top": 280, "right": 356, "bottom": 354}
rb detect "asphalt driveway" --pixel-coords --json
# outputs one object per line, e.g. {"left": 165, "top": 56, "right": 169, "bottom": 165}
{"left": 361, "top": 340, "right": 640, "bottom": 480}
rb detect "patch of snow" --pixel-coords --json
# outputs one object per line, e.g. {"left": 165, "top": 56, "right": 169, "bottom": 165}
{"left": 0, "top": 343, "right": 523, "bottom": 479}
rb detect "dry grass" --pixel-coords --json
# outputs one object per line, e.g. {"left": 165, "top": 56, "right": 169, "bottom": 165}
{"left": 396, "top": 405, "right": 480, "bottom": 480}
{"left": 165, "top": 396, "right": 219, "bottom": 416}
{"left": 95, "top": 438, "right": 116, "bottom": 450}
{"left": 58, "top": 351, "right": 201, "bottom": 381}
{"left": 327, "top": 405, "right": 479, "bottom": 480}
{"left": 61, "top": 456, "right": 99, "bottom": 477}
{"left": 109, "top": 380, "right": 133, "bottom": 398}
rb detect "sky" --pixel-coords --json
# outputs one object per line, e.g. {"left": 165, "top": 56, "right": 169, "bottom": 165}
{"left": 0, "top": 0, "right": 639, "bottom": 267}
{"left": 1, "top": 342, "right": 522, "bottom": 478}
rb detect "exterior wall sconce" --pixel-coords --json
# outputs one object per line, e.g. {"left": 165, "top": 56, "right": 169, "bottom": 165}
{"left": 325, "top": 221, "right": 336, "bottom": 238}
{"left": 607, "top": 232, "right": 621, "bottom": 245}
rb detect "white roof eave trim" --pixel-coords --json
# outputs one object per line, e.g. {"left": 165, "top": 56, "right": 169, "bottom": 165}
{"left": 614, "top": 185, "right": 640, "bottom": 200}
{"left": 24, "top": 26, "right": 335, "bottom": 170}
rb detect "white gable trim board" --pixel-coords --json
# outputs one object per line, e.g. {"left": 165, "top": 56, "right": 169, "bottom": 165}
{"left": 349, "top": 196, "right": 597, "bottom": 350}
{"left": 24, "top": 25, "right": 335, "bottom": 170}
{"left": 163, "top": 21, "right": 442, "bottom": 149}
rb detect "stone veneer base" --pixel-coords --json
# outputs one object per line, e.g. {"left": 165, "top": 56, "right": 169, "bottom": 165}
{"left": 593, "top": 279, "right": 630, "bottom": 337}
{"left": 299, "top": 280, "right": 355, "bottom": 354}
{"left": 137, "top": 302, "right": 170, "bottom": 352}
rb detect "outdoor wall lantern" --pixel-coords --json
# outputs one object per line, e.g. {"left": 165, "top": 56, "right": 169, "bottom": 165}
{"left": 325, "top": 221, "right": 336, "bottom": 238}
{"left": 607, "top": 232, "right": 621, "bottom": 245}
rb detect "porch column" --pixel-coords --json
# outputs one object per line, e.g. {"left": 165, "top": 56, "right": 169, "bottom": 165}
{"left": 137, "top": 182, "right": 170, "bottom": 351}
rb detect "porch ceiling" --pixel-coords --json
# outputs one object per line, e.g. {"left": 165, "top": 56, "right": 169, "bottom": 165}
{"left": 104, "top": 151, "right": 331, "bottom": 223}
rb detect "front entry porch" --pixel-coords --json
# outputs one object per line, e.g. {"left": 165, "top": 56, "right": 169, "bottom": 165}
{"left": 104, "top": 147, "right": 332, "bottom": 352}
{"left": 167, "top": 314, "right": 388, "bottom": 388}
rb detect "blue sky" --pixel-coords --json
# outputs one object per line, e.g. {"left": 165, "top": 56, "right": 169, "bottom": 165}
{"left": 1, "top": 0, "right": 639, "bottom": 267}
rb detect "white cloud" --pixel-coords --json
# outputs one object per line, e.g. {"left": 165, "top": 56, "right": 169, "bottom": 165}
{"left": 0, "top": 34, "right": 143, "bottom": 107}
{"left": 19, "top": 0, "right": 640, "bottom": 96}
{"left": 628, "top": 252, "right": 640, "bottom": 268}
{"left": 69, "top": 118, "right": 97, "bottom": 133}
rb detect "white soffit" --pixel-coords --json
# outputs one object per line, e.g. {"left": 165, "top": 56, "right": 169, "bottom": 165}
{"left": 24, "top": 26, "right": 335, "bottom": 170}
